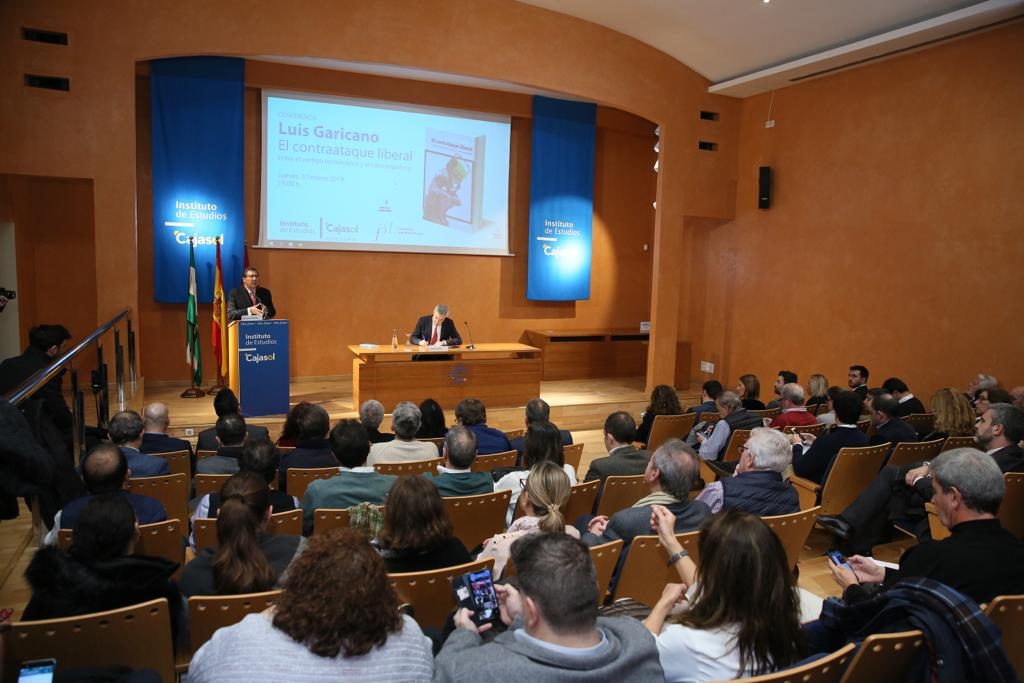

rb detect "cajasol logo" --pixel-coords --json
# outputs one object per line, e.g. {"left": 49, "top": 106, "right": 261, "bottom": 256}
{"left": 244, "top": 352, "right": 276, "bottom": 364}
{"left": 173, "top": 231, "right": 224, "bottom": 246}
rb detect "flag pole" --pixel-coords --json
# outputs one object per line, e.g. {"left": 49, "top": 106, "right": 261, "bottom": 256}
{"left": 207, "top": 236, "right": 227, "bottom": 394}
{"left": 181, "top": 235, "right": 205, "bottom": 398}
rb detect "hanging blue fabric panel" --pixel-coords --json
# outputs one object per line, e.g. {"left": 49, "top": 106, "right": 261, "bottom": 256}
{"left": 151, "top": 57, "right": 244, "bottom": 303}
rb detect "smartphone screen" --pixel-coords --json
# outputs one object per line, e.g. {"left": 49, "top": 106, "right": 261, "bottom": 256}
{"left": 19, "top": 659, "right": 56, "bottom": 683}
{"left": 453, "top": 569, "right": 500, "bottom": 626}
{"left": 826, "top": 550, "right": 851, "bottom": 569}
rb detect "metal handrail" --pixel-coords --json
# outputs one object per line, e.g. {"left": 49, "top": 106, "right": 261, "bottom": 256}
{"left": 3, "top": 308, "right": 132, "bottom": 406}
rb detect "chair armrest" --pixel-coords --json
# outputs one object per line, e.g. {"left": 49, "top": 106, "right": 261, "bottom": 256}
{"left": 789, "top": 475, "right": 821, "bottom": 510}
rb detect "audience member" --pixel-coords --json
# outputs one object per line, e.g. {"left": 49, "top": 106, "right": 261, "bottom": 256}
{"left": 966, "top": 373, "right": 999, "bottom": 397}
{"left": 24, "top": 493, "right": 182, "bottom": 630}
{"left": 374, "top": 476, "right": 470, "bottom": 572}
{"left": 695, "top": 428, "right": 799, "bottom": 515}
{"left": 768, "top": 383, "right": 817, "bottom": 429}
{"left": 974, "top": 386, "right": 1012, "bottom": 417}
{"left": 1010, "top": 385, "right": 1024, "bottom": 410}
{"left": 645, "top": 507, "right": 804, "bottom": 681}
{"left": 188, "top": 529, "right": 433, "bottom": 682}
{"left": 686, "top": 380, "right": 722, "bottom": 419}
{"left": 359, "top": 399, "right": 394, "bottom": 444}
{"left": 0, "top": 324, "right": 73, "bottom": 440}
{"left": 196, "top": 388, "right": 269, "bottom": 451}
{"left": 637, "top": 385, "right": 683, "bottom": 445}
{"left": 862, "top": 387, "right": 886, "bottom": 415}
{"left": 140, "top": 402, "right": 193, "bottom": 463}
{"left": 192, "top": 440, "right": 300, "bottom": 549}
{"left": 509, "top": 398, "right": 572, "bottom": 460}
{"left": 867, "top": 394, "right": 919, "bottom": 447}
{"left": 436, "top": 533, "right": 664, "bottom": 681}
{"left": 455, "top": 398, "right": 511, "bottom": 455}
{"left": 45, "top": 443, "right": 165, "bottom": 544}
{"left": 790, "top": 391, "right": 869, "bottom": 485}
{"left": 695, "top": 392, "right": 761, "bottom": 461}
{"left": 584, "top": 411, "right": 650, "bottom": 483}
{"left": 416, "top": 398, "right": 448, "bottom": 439}
{"left": 368, "top": 401, "right": 438, "bottom": 464}
{"left": 847, "top": 365, "right": 869, "bottom": 398}
{"left": 826, "top": 448, "right": 1024, "bottom": 607}
{"left": 109, "top": 410, "right": 169, "bottom": 477}
{"left": 766, "top": 370, "right": 798, "bottom": 410}
{"left": 181, "top": 471, "right": 304, "bottom": 597}
{"left": 423, "top": 426, "right": 492, "bottom": 497}
{"left": 806, "top": 374, "right": 830, "bottom": 408}
{"left": 880, "top": 377, "right": 925, "bottom": 416}
{"left": 581, "top": 439, "right": 710, "bottom": 547}
{"left": 495, "top": 420, "right": 577, "bottom": 523}
{"left": 274, "top": 401, "right": 312, "bottom": 448}
{"left": 196, "top": 413, "right": 248, "bottom": 475}
{"left": 277, "top": 404, "right": 338, "bottom": 491}
{"left": 301, "top": 420, "right": 397, "bottom": 534}
{"left": 814, "top": 386, "right": 845, "bottom": 427}
{"left": 736, "top": 374, "right": 765, "bottom": 411}
{"left": 479, "top": 461, "right": 579, "bottom": 576}
{"left": 921, "top": 388, "right": 976, "bottom": 441}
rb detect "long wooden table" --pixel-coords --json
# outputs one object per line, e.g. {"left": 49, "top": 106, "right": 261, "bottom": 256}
{"left": 349, "top": 342, "right": 542, "bottom": 410}
{"left": 523, "top": 328, "right": 649, "bottom": 381}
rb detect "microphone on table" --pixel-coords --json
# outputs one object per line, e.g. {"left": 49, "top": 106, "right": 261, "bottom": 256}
{"left": 463, "top": 321, "right": 476, "bottom": 350}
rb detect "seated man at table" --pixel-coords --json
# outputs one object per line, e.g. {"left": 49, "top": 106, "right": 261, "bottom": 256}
{"left": 368, "top": 401, "right": 439, "bottom": 465}
{"left": 410, "top": 304, "right": 461, "bottom": 347}
{"left": 278, "top": 404, "right": 338, "bottom": 491}
{"left": 301, "top": 420, "right": 397, "bottom": 534}
{"left": 196, "top": 414, "right": 247, "bottom": 475}
{"left": 424, "top": 426, "right": 493, "bottom": 497}
{"left": 455, "top": 398, "right": 511, "bottom": 455}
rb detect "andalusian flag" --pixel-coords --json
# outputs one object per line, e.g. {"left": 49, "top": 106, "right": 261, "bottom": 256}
{"left": 185, "top": 237, "right": 202, "bottom": 386}
{"left": 211, "top": 238, "right": 227, "bottom": 380}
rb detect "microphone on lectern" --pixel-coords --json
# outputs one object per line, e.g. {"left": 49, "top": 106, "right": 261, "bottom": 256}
{"left": 463, "top": 321, "right": 476, "bottom": 350}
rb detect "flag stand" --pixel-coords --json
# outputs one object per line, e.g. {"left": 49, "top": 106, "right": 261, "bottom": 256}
{"left": 182, "top": 235, "right": 204, "bottom": 399}
{"left": 181, "top": 384, "right": 205, "bottom": 398}
{"left": 206, "top": 376, "right": 225, "bottom": 395}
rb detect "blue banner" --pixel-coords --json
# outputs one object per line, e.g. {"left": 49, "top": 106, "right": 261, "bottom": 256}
{"left": 151, "top": 57, "right": 245, "bottom": 303}
{"left": 237, "top": 320, "right": 290, "bottom": 416}
{"left": 527, "top": 96, "right": 596, "bottom": 301}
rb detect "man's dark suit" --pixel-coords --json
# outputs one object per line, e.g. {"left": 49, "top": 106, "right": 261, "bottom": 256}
{"left": 0, "top": 347, "right": 72, "bottom": 437}
{"left": 278, "top": 438, "right": 338, "bottom": 492}
{"left": 584, "top": 445, "right": 650, "bottom": 483}
{"left": 869, "top": 419, "right": 918, "bottom": 448}
{"left": 792, "top": 425, "right": 870, "bottom": 485}
{"left": 409, "top": 315, "right": 461, "bottom": 345}
{"left": 196, "top": 423, "right": 270, "bottom": 451}
{"left": 894, "top": 396, "right": 926, "bottom": 417}
{"left": 227, "top": 286, "right": 276, "bottom": 321}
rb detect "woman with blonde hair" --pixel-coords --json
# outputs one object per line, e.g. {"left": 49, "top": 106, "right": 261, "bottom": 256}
{"left": 923, "top": 388, "right": 976, "bottom": 440}
{"left": 479, "top": 461, "right": 580, "bottom": 576}
{"left": 806, "top": 374, "right": 830, "bottom": 409}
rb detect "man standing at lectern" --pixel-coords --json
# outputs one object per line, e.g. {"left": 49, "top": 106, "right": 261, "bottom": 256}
{"left": 227, "top": 267, "right": 276, "bottom": 321}
{"left": 410, "top": 304, "right": 461, "bottom": 347}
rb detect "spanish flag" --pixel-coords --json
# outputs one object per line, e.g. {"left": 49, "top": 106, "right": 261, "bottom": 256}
{"left": 211, "top": 237, "right": 227, "bottom": 381}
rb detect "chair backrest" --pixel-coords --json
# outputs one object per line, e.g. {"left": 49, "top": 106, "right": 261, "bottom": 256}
{"left": 565, "top": 479, "right": 602, "bottom": 523}
{"left": 924, "top": 502, "right": 951, "bottom": 541}
{"left": 503, "top": 428, "right": 525, "bottom": 440}
{"left": 885, "top": 438, "right": 944, "bottom": 469}
{"left": 646, "top": 413, "right": 697, "bottom": 452}
{"left": 194, "top": 473, "right": 231, "bottom": 498}
{"left": 594, "top": 474, "right": 648, "bottom": 518}
{"left": 563, "top": 442, "right": 584, "bottom": 473}
{"left": 389, "top": 557, "right": 495, "bottom": 630}
{"left": 2, "top": 599, "right": 175, "bottom": 683}
{"left": 818, "top": 444, "right": 891, "bottom": 516}
{"left": 286, "top": 466, "right": 338, "bottom": 500}
{"left": 709, "top": 643, "right": 856, "bottom": 682}
{"left": 312, "top": 507, "right": 351, "bottom": 535}
{"left": 941, "top": 435, "right": 982, "bottom": 452}
{"left": 276, "top": 445, "right": 296, "bottom": 453}
{"left": 195, "top": 509, "right": 303, "bottom": 552}
{"left": 124, "top": 473, "right": 188, "bottom": 529}
{"left": 762, "top": 506, "right": 820, "bottom": 572}
{"left": 838, "top": 629, "right": 926, "bottom": 683}
{"left": 722, "top": 429, "right": 753, "bottom": 463}
{"left": 611, "top": 532, "right": 700, "bottom": 606}
{"left": 787, "top": 422, "right": 828, "bottom": 438}
{"left": 589, "top": 539, "right": 624, "bottom": 601}
{"left": 985, "top": 595, "right": 1024, "bottom": 678}
{"left": 374, "top": 458, "right": 443, "bottom": 477}
{"left": 193, "top": 517, "right": 217, "bottom": 553}
{"left": 901, "top": 413, "right": 936, "bottom": 436}
{"left": 855, "top": 418, "right": 871, "bottom": 433}
{"left": 471, "top": 450, "right": 517, "bottom": 473}
{"left": 999, "top": 472, "right": 1024, "bottom": 539}
{"left": 750, "top": 407, "right": 781, "bottom": 419}
{"left": 153, "top": 449, "right": 191, "bottom": 477}
{"left": 196, "top": 449, "right": 217, "bottom": 460}
{"left": 417, "top": 437, "right": 445, "bottom": 455}
{"left": 136, "top": 519, "right": 184, "bottom": 568}
{"left": 188, "top": 590, "right": 282, "bottom": 654}
{"left": 701, "top": 412, "right": 722, "bottom": 423}
{"left": 443, "top": 490, "right": 512, "bottom": 550}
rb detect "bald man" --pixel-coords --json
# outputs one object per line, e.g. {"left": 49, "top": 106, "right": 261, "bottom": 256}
{"left": 140, "top": 402, "right": 195, "bottom": 470}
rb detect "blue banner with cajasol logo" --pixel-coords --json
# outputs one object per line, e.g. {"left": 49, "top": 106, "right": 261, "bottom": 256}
{"left": 526, "top": 96, "right": 596, "bottom": 301}
{"left": 236, "top": 319, "right": 290, "bottom": 416}
{"left": 151, "top": 57, "right": 245, "bottom": 303}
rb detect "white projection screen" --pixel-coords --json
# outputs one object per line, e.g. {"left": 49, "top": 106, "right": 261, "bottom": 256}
{"left": 259, "top": 90, "right": 512, "bottom": 256}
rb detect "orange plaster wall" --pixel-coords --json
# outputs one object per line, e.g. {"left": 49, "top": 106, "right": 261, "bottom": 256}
{"left": 684, "top": 23, "right": 1024, "bottom": 399}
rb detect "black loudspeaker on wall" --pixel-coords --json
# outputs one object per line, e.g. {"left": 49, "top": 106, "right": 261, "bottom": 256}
{"left": 758, "top": 166, "right": 772, "bottom": 209}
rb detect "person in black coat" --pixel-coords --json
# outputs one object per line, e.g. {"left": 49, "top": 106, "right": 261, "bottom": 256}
{"left": 196, "top": 388, "right": 270, "bottom": 451}
{"left": 881, "top": 378, "right": 926, "bottom": 417}
{"left": 226, "top": 267, "right": 276, "bottom": 321}
{"left": 790, "top": 391, "right": 869, "bottom": 485}
{"left": 409, "top": 304, "right": 461, "bottom": 346}
{"left": 868, "top": 395, "right": 919, "bottom": 448}
{"left": 0, "top": 324, "right": 73, "bottom": 440}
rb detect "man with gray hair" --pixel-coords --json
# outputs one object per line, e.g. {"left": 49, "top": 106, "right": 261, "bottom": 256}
{"left": 368, "top": 401, "right": 439, "bottom": 464}
{"left": 768, "top": 383, "right": 817, "bottom": 429}
{"left": 410, "top": 304, "right": 461, "bottom": 347}
{"left": 694, "top": 391, "right": 762, "bottom": 461}
{"left": 696, "top": 428, "right": 799, "bottom": 515}
{"left": 109, "top": 410, "right": 169, "bottom": 478}
{"left": 423, "top": 426, "right": 493, "bottom": 496}
{"left": 580, "top": 438, "right": 711, "bottom": 548}
{"left": 828, "top": 448, "right": 1024, "bottom": 606}
{"left": 359, "top": 399, "right": 394, "bottom": 444}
